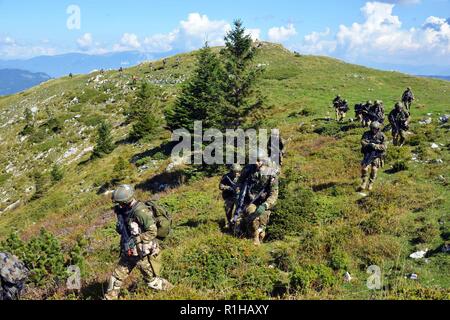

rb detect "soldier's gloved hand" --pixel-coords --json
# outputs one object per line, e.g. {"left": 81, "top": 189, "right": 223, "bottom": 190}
{"left": 256, "top": 204, "right": 268, "bottom": 217}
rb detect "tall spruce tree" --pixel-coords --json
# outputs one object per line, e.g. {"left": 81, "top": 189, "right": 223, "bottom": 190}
{"left": 92, "top": 120, "right": 115, "bottom": 158}
{"left": 128, "top": 82, "right": 162, "bottom": 141}
{"left": 166, "top": 43, "right": 226, "bottom": 132}
{"left": 221, "top": 20, "right": 265, "bottom": 129}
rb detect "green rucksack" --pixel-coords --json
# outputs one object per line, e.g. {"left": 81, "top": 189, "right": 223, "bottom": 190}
{"left": 145, "top": 201, "right": 172, "bottom": 240}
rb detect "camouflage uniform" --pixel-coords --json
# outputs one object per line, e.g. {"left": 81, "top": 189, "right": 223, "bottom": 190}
{"left": 402, "top": 88, "right": 415, "bottom": 111}
{"left": 105, "top": 202, "right": 166, "bottom": 300}
{"left": 369, "top": 101, "right": 385, "bottom": 124}
{"left": 0, "top": 252, "right": 28, "bottom": 300}
{"left": 389, "top": 104, "right": 410, "bottom": 146}
{"left": 238, "top": 164, "right": 279, "bottom": 245}
{"left": 360, "top": 124, "right": 387, "bottom": 191}
{"left": 219, "top": 171, "right": 240, "bottom": 227}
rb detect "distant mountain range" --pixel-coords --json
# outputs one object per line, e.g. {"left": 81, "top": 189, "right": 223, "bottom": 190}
{"left": 419, "top": 75, "right": 450, "bottom": 81}
{"left": 0, "top": 69, "right": 51, "bottom": 96}
{"left": 0, "top": 50, "right": 177, "bottom": 78}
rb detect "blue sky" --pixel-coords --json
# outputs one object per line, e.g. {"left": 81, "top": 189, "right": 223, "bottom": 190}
{"left": 1, "top": 0, "right": 449, "bottom": 74}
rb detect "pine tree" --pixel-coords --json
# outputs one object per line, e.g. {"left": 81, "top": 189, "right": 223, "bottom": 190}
{"left": 21, "top": 107, "right": 35, "bottom": 135}
{"left": 165, "top": 43, "right": 226, "bottom": 132}
{"left": 50, "top": 164, "right": 64, "bottom": 182}
{"left": 221, "top": 20, "right": 265, "bottom": 129}
{"left": 112, "top": 156, "right": 131, "bottom": 184}
{"left": 92, "top": 120, "right": 115, "bottom": 158}
{"left": 31, "top": 171, "right": 48, "bottom": 200}
{"left": 128, "top": 83, "right": 162, "bottom": 141}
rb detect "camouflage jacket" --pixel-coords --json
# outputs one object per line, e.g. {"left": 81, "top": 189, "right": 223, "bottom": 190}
{"left": 239, "top": 164, "right": 279, "bottom": 210}
{"left": 115, "top": 202, "right": 158, "bottom": 246}
{"left": 219, "top": 172, "right": 239, "bottom": 199}
{"left": 389, "top": 109, "right": 409, "bottom": 129}
{"left": 402, "top": 90, "right": 414, "bottom": 102}
{"left": 361, "top": 131, "right": 387, "bottom": 155}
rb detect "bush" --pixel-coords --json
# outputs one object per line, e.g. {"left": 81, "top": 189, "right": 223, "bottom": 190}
{"left": 268, "top": 170, "right": 317, "bottom": 240}
{"left": 0, "top": 230, "right": 67, "bottom": 286}
{"left": 290, "top": 264, "right": 337, "bottom": 294}
{"left": 328, "top": 248, "right": 351, "bottom": 271}
{"left": 51, "top": 164, "right": 64, "bottom": 183}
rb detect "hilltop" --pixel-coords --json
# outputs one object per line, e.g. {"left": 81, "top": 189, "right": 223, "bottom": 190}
{"left": 0, "top": 42, "right": 449, "bottom": 300}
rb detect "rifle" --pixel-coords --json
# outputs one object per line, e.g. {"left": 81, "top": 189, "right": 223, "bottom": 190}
{"left": 225, "top": 175, "right": 239, "bottom": 193}
{"left": 362, "top": 150, "right": 382, "bottom": 167}
{"left": 117, "top": 212, "right": 136, "bottom": 257}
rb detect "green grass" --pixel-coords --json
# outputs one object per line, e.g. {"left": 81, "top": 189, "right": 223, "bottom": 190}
{"left": 0, "top": 42, "right": 449, "bottom": 300}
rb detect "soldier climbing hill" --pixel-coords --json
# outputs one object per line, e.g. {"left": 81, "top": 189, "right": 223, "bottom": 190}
{"left": 359, "top": 121, "right": 387, "bottom": 192}
{"left": 104, "top": 185, "right": 173, "bottom": 300}
{"left": 402, "top": 87, "right": 415, "bottom": 111}
{"left": 233, "top": 153, "right": 279, "bottom": 246}
{"left": 0, "top": 252, "right": 28, "bottom": 300}
{"left": 389, "top": 102, "right": 410, "bottom": 147}
{"left": 219, "top": 164, "right": 242, "bottom": 230}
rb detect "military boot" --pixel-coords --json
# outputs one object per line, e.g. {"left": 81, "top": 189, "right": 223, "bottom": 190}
{"left": 367, "top": 181, "right": 374, "bottom": 191}
{"left": 253, "top": 230, "right": 261, "bottom": 246}
{"left": 148, "top": 277, "right": 174, "bottom": 291}
{"left": 259, "top": 230, "right": 266, "bottom": 244}
{"left": 359, "top": 178, "right": 369, "bottom": 191}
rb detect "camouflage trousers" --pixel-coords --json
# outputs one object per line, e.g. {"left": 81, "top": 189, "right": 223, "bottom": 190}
{"left": 361, "top": 157, "right": 383, "bottom": 188}
{"left": 223, "top": 197, "right": 235, "bottom": 226}
{"left": 244, "top": 204, "right": 271, "bottom": 244}
{"left": 104, "top": 252, "right": 162, "bottom": 300}
{"left": 336, "top": 109, "right": 347, "bottom": 122}
{"left": 392, "top": 129, "right": 406, "bottom": 146}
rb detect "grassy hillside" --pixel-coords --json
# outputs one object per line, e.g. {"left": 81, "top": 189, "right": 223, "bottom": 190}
{"left": 0, "top": 43, "right": 449, "bottom": 300}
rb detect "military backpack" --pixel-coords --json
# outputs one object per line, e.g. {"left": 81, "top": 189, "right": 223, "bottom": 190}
{"left": 145, "top": 201, "right": 172, "bottom": 240}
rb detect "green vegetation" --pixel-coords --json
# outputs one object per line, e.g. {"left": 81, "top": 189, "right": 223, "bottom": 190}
{"left": 0, "top": 40, "right": 448, "bottom": 300}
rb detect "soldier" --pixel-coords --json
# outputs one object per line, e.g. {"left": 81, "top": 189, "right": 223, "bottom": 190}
{"left": 219, "top": 164, "right": 242, "bottom": 229}
{"left": 402, "top": 87, "right": 415, "bottom": 111}
{"left": 369, "top": 100, "right": 385, "bottom": 124}
{"left": 333, "top": 95, "right": 343, "bottom": 108}
{"left": 104, "top": 185, "right": 173, "bottom": 300}
{"left": 360, "top": 100, "right": 373, "bottom": 127}
{"left": 0, "top": 252, "right": 28, "bottom": 300}
{"left": 336, "top": 99, "right": 349, "bottom": 122}
{"left": 237, "top": 153, "right": 279, "bottom": 246}
{"left": 359, "top": 122, "right": 387, "bottom": 192}
{"left": 389, "top": 102, "right": 410, "bottom": 147}
{"left": 69, "top": 73, "right": 73, "bottom": 78}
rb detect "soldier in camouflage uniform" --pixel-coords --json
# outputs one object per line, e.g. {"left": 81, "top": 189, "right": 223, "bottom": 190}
{"left": 359, "top": 122, "right": 387, "bottom": 192}
{"left": 0, "top": 252, "right": 28, "bottom": 300}
{"left": 369, "top": 100, "right": 386, "bottom": 124}
{"left": 402, "top": 87, "right": 415, "bottom": 111}
{"left": 389, "top": 102, "right": 410, "bottom": 147}
{"left": 104, "top": 185, "right": 173, "bottom": 300}
{"left": 336, "top": 99, "right": 349, "bottom": 122}
{"left": 238, "top": 154, "right": 279, "bottom": 246}
{"left": 219, "top": 164, "right": 242, "bottom": 229}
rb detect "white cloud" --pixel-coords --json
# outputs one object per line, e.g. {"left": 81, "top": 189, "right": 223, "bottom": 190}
{"left": 292, "top": 1, "right": 450, "bottom": 68}
{"left": 246, "top": 28, "right": 261, "bottom": 41}
{"left": 0, "top": 36, "right": 58, "bottom": 59}
{"left": 77, "top": 33, "right": 93, "bottom": 50}
{"left": 268, "top": 24, "right": 297, "bottom": 42}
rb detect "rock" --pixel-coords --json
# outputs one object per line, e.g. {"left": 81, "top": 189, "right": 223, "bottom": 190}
{"left": 1, "top": 200, "right": 21, "bottom": 213}
{"left": 71, "top": 97, "right": 79, "bottom": 104}
{"left": 439, "top": 114, "right": 449, "bottom": 124}
{"left": 431, "top": 143, "right": 440, "bottom": 149}
{"left": 419, "top": 118, "right": 432, "bottom": 125}
{"left": 410, "top": 249, "right": 428, "bottom": 259}
{"left": 344, "top": 272, "right": 352, "bottom": 282}
{"left": 442, "top": 243, "right": 450, "bottom": 253}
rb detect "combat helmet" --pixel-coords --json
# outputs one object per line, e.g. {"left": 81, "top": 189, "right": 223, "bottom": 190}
{"left": 231, "top": 164, "right": 242, "bottom": 173}
{"left": 370, "top": 121, "right": 382, "bottom": 131}
{"left": 113, "top": 184, "right": 135, "bottom": 204}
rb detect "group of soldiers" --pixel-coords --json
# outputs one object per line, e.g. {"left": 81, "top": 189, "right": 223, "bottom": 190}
{"left": 336, "top": 87, "right": 415, "bottom": 192}
{"left": 1, "top": 86, "right": 416, "bottom": 301}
